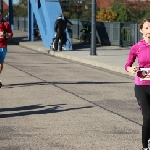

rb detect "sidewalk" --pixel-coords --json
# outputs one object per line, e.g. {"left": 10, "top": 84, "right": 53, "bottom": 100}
{"left": 10, "top": 30, "right": 136, "bottom": 77}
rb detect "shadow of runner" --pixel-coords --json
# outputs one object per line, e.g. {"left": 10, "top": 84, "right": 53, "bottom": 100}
{"left": 3, "top": 81, "right": 132, "bottom": 88}
{"left": 0, "top": 104, "right": 45, "bottom": 112}
{"left": 0, "top": 104, "right": 93, "bottom": 118}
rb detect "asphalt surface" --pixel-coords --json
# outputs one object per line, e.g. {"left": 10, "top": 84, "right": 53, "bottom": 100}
{"left": 0, "top": 44, "right": 142, "bottom": 150}
{"left": 10, "top": 30, "right": 137, "bottom": 77}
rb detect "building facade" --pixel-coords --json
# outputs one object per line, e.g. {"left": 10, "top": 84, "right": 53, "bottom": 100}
{"left": 96, "top": 0, "right": 150, "bottom": 9}
{"left": 3, "top": 1, "right": 8, "bottom": 10}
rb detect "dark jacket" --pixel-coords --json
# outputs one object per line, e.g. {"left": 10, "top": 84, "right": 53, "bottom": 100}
{"left": 54, "top": 18, "right": 66, "bottom": 33}
{"left": 64, "top": 16, "right": 73, "bottom": 26}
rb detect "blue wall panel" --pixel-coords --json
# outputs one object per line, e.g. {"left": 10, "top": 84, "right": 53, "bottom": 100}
{"left": 30, "top": 0, "right": 47, "bottom": 46}
{"left": 29, "top": 0, "right": 72, "bottom": 50}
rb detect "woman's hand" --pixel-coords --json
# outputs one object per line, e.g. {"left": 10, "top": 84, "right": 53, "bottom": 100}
{"left": 0, "top": 31, "right": 4, "bottom": 38}
{"left": 0, "top": 32, "right": 11, "bottom": 38}
{"left": 127, "top": 66, "right": 139, "bottom": 74}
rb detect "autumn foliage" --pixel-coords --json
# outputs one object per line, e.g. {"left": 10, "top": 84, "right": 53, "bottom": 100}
{"left": 96, "top": 9, "right": 116, "bottom": 22}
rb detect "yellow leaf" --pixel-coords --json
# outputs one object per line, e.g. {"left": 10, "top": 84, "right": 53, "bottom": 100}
{"left": 96, "top": 8, "right": 116, "bottom": 22}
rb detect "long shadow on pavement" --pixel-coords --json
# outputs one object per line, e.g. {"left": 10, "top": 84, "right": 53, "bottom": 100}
{"left": 3, "top": 81, "right": 132, "bottom": 88}
{"left": 8, "top": 36, "right": 41, "bottom": 45}
{"left": 72, "top": 42, "right": 101, "bottom": 51}
{"left": 0, "top": 104, "right": 93, "bottom": 118}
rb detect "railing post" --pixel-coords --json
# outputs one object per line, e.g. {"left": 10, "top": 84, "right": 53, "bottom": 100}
{"left": 28, "top": 0, "right": 34, "bottom": 41}
{"left": 118, "top": 22, "right": 121, "bottom": 46}
{"left": 78, "top": 19, "right": 80, "bottom": 39}
{"left": 135, "top": 23, "right": 138, "bottom": 43}
{"left": 9, "top": 0, "right": 14, "bottom": 30}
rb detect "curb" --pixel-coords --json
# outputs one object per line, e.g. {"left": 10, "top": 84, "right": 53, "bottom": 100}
{"left": 18, "top": 42, "right": 135, "bottom": 78}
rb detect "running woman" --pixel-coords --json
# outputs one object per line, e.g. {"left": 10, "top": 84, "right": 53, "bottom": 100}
{"left": 125, "top": 18, "right": 150, "bottom": 150}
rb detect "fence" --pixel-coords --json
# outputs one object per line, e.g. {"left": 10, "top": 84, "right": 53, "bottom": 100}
{"left": 14, "top": 17, "right": 142, "bottom": 47}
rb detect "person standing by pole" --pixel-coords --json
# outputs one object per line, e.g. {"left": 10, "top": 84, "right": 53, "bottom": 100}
{"left": 54, "top": 14, "right": 66, "bottom": 51}
{"left": 0, "top": 10, "right": 13, "bottom": 88}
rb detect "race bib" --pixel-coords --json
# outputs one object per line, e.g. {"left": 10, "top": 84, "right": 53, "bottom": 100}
{"left": 139, "top": 68, "right": 150, "bottom": 81}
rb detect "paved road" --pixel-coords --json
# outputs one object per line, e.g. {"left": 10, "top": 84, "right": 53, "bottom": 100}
{"left": 0, "top": 45, "right": 142, "bottom": 150}
{"left": 11, "top": 30, "right": 136, "bottom": 77}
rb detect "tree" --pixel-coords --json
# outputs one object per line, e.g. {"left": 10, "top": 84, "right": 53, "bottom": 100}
{"left": 125, "top": 0, "right": 148, "bottom": 22}
{"left": 96, "top": 9, "right": 116, "bottom": 22}
{"left": 13, "top": 0, "right": 27, "bottom": 17}
{"left": 110, "top": 0, "right": 150, "bottom": 22}
{"left": 80, "top": 9, "right": 91, "bottom": 20}
{"left": 139, "top": 12, "right": 150, "bottom": 23}
{"left": 61, "top": 0, "right": 82, "bottom": 19}
{"left": 16, "top": 0, "right": 27, "bottom": 6}
{"left": 111, "top": 0, "right": 129, "bottom": 22}
{"left": 60, "top": 0, "right": 92, "bottom": 19}
{"left": 79, "top": 0, "right": 92, "bottom": 20}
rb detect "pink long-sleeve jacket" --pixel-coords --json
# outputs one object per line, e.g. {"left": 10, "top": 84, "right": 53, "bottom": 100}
{"left": 125, "top": 40, "right": 150, "bottom": 85}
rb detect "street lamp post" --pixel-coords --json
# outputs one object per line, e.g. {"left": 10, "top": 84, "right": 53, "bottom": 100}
{"left": 90, "top": 0, "right": 96, "bottom": 55}
{"left": 0, "top": 0, "right": 3, "bottom": 12}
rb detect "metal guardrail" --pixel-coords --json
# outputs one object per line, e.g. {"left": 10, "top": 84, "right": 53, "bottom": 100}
{"left": 13, "top": 17, "right": 142, "bottom": 47}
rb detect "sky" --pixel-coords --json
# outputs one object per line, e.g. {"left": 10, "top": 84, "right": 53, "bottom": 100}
{"left": 4, "top": 0, "right": 18, "bottom": 5}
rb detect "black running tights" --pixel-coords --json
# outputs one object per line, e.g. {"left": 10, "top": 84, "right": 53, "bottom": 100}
{"left": 135, "top": 85, "right": 150, "bottom": 148}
